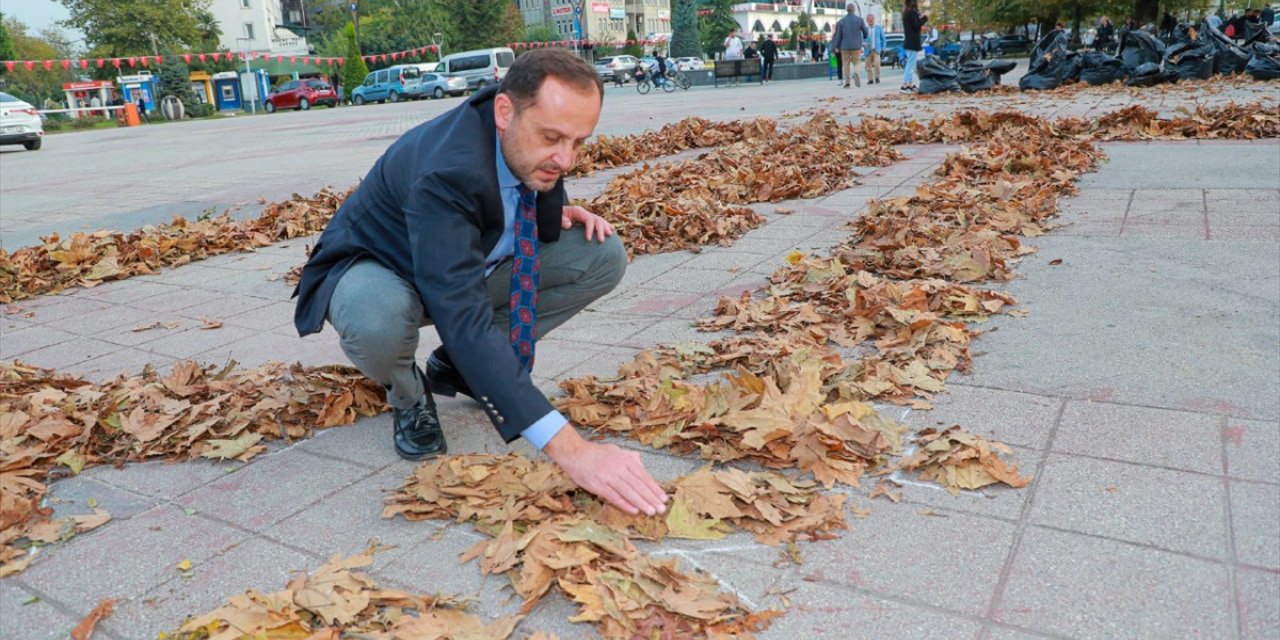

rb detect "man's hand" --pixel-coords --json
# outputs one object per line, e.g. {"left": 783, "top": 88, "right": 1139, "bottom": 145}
{"left": 562, "top": 205, "right": 614, "bottom": 243}
{"left": 544, "top": 424, "right": 668, "bottom": 516}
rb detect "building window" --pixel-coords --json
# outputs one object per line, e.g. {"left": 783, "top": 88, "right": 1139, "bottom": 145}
{"left": 241, "top": 0, "right": 250, "bottom": 7}
{"left": 244, "top": 23, "right": 255, "bottom": 39}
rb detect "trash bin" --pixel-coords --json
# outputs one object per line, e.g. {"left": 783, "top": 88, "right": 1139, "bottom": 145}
{"left": 123, "top": 102, "right": 141, "bottom": 127}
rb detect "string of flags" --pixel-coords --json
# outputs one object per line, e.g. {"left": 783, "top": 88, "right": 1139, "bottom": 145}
{"left": 0, "top": 44, "right": 441, "bottom": 73}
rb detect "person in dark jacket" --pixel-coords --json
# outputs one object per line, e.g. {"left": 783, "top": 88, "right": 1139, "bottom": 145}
{"left": 901, "top": 0, "right": 928, "bottom": 92}
{"left": 761, "top": 34, "right": 778, "bottom": 82}
{"left": 293, "top": 49, "right": 668, "bottom": 517}
{"left": 831, "top": 2, "right": 869, "bottom": 87}
{"left": 1160, "top": 11, "right": 1177, "bottom": 39}
{"left": 1264, "top": 5, "right": 1276, "bottom": 26}
{"left": 1096, "top": 16, "right": 1116, "bottom": 53}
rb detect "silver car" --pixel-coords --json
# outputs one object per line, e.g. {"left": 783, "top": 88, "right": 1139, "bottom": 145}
{"left": 416, "top": 73, "right": 469, "bottom": 99}
{"left": 595, "top": 55, "right": 639, "bottom": 83}
{"left": 0, "top": 92, "right": 44, "bottom": 151}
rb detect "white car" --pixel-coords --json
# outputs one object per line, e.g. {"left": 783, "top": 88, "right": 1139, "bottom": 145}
{"left": 674, "top": 57, "right": 706, "bottom": 71}
{"left": 0, "top": 92, "right": 44, "bottom": 151}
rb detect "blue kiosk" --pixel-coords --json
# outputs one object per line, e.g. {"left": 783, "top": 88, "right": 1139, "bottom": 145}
{"left": 117, "top": 72, "right": 159, "bottom": 115}
{"left": 211, "top": 71, "right": 242, "bottom": 110}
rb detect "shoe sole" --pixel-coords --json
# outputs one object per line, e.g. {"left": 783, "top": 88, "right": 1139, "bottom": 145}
{"left": 395, "top": 442, "right": 448, "bottom": 461}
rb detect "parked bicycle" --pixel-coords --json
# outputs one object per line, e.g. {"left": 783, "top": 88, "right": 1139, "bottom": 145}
{"left": 635, "top": 68, "right": 676, "bottom": 94}
{"left": 668, "top": 68, "right": 692, "bottom": 90}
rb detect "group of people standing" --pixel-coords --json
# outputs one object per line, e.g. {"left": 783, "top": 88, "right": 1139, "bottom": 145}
{"left": 826, "top": 1, "right": 924, "bottom": 94}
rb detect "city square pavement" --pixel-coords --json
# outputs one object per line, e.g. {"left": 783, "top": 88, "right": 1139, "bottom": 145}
{"left": 0, "top": 66, "right": 1278, "bottom": 639}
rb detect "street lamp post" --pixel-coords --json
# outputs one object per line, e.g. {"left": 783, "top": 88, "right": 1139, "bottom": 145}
{"left": 432, "top": 32, "right": 444, "bottom": 62}
{"left": 235, "top": 37, "right": 257, "bottom": 114}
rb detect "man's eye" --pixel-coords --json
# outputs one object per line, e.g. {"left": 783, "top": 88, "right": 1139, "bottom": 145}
{"left": 545, "top": 134, "right": 561, "bottom": 143}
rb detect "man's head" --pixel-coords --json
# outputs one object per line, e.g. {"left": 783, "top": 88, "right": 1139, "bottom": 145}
{"left": 867, "top": 13, "right": 876, "bottom": 25}
{"left": 846, "top": 2, "right": 858, "bottom": 14}
{"left": 495, "top": 49, "right": 603, "bottom": 192}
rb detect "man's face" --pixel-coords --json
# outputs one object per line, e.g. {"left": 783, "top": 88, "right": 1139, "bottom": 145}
{"left": 867, "top": 15, "right": 875, "bottom": 25}
{"left": 494, "top": 77, "right": 601, "bottom": 192}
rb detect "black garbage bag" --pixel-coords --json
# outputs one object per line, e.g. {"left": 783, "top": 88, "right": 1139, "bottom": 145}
{"left": 1117, "top": 29, "right": 1165, "bottom": 75}
{"left": 1126, "top": 61, "right": 1179, "bottom": 86}
{"left": 986, "top": 59, "right": 1017, "bottom": 76}
{"left": 1244, "top": 21, "right": 1274, "bottom": 45}
{"left": 1020, "top": 31, "right": 1077, "bottom": 90}
{"left": 1245, "top": 42, "right": 1280, "bottom": 80}
{"left": 1202, "top": 18, "right": 1251, "bottom": 74}
{"left": 917, "top": 55, "right": 960, "bottom": 94}
{"left": 957, "top": 61, "right": 995, "bottom": 92}
{"left": 1079, "top": 51, "right": 1124, "bottom": 84}
{"left": 1164, "top": 38, "right": 1216, "bottom": 80}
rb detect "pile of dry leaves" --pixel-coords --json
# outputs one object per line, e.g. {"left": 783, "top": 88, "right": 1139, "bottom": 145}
{"left": 1057, "top": 102, "right": 1280, "bottom": 140}
{"left": 167, "top": 543, "right": 518, "bottom": 640}
{"left": 384, "top": 453, "right": 845, "bottom": 637}
{"left": 888, "top": 426, "right": 1033, "bottom": 495}
{"left": 569, "top": 116, "right": 779, "bottom": 176}
{"left": 588, "top": 112, "right": 902, "bottom": 255}
{"left": 0, "top": 359, "right": 385, "bottom": 577}
{"left": 0, "top": 187, "right": 352, "bottom": 303}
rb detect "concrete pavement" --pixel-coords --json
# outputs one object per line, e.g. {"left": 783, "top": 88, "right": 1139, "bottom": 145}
{"left": 1, "top": 73, "right": 1278, "bottom": 639}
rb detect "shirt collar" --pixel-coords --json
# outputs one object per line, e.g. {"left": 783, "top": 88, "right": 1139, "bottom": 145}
{"left": 495, "top": 132, "right": 522, "bottom": 190}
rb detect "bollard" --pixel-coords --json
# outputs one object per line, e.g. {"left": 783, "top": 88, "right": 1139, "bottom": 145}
{"left": 123, "top": 102, "right": 141, "bottom": 127}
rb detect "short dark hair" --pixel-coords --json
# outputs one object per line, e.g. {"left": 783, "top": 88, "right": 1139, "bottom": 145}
{"left": 499, "top": 49, "right": 602, "bottom": 110}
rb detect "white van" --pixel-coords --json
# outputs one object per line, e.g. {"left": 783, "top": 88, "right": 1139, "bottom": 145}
{"left": 440, "top": 47, "right": 516, "bottom": 91}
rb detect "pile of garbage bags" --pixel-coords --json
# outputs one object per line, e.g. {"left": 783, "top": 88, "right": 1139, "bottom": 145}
{"left": 1010, "top": 20, "right": 1278, "bottom": 91}
{"left": 916, "top": 55, "right": 1019, "bottom": 94}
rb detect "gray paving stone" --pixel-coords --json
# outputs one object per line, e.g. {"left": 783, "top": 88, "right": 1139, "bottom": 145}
{"left": 95, "top": 317, "right": 192, "bottom": 348}
{"left": 84, "top": 456, "right": 229, "bottom": 501}
{"left": 1231, "top": 480, "right": 1280, "bottom": 570}
{"left": 290, "top": 418, "right": 394, "bottom": 469}
{"left": 1223, "top": 419, "right": 1280, "bottom": 484}
{"left": 143, "top": 324, "right": 260, "bottom": 359}
{"left": 46, "top": 475, "right": 157, "bottom": 522}
{"left": 370, "top": 525, "right": 525, "bottom": 619}
{"left": 82, "top": 279, "right": 179, "bottom": 305}
{"left": 546, "top": 309, "right": 655, "bottom": 347}
{"left": 0, "top": 324, "right": 79, "bottom": 359}
{"left": 744, "top": 501, "right": 1016, "bottom": 616}
{"left": 552, "top": 345, "right": 643, "bottom": 381}
{"left": 263, "top": 464, "right": 442, "bottom": 574}
{"left": 1029, "top": 453, "right": 1227, "bottom": 559}
{"left": 14, "top": 335, "right": 123, "bottom": 369}
{"left": 73, "top": 347, "right": 174, "bottom": 382}
{"left": 43, "top": 305, "right": 157, "bottom": 336}
{"left": 590, "top": 287, "right": 702, "bottom": 317}
{"left": 0, "top": 580, "right": 83, "bottom": 640}
{"left": 18, "top": 504, "right": 247, "bottom": 614}
{"left": 527, "top": 337, "right": 605, "bottom": 379}
{"left": 903, "top": 384, "right": 1061, "bottom": 451}
{"left": 1237, "top": 567, "right": 1280, "bottom": 640}
{"left": 1212, "top": 224, "right": 1280, "bottom": 242}
{"left": 613, "top": 251, "right": 696, "bottom": 290}
{"left": 219, "top": 300, "right": 296, "bottom": 331}
{"left": 688, "top": 553, "right": 984, "bottom": 639}
{"left": 996, "top": 526, "right": 1232, "bottom": 639}
{"left": 1119, "top": 221, "right": 1206, "bottom": 239}
{"left": 130, "top": 287, "right": 223, "bottom": 313}
{"left": 622, "top": 316, "right": 723, "bottom": 349}
{"left": 1054, "top": 401, "right": 1222, "bottom": 475}
{"left": 175, "top": 448, "right": 373, "bottom": 531}
{"left": 102, "top": 535, "right": 319, "bottom": 638}
{"left": 172, "top": 293, "right": 274, "bottom": 321}
{"left": 643, "top": 266, "right": 743, "bottom": 294}
{"left": 983, "top": 625, "right": 1063, "bottom": 639}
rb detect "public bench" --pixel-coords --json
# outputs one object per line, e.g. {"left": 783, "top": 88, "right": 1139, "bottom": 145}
{"left": 713, "top": 59, "right": 764, "bottom": 87}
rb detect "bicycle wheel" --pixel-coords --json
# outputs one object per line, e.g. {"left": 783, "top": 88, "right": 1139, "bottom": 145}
{"left": 676, "top": 72, "right": 692, "bottom": 90}
{"left": 636, "top": 79, "right": 651, "bottom": 94}
{"left": 661, "top": 76, "right": 676, "bottom": 93}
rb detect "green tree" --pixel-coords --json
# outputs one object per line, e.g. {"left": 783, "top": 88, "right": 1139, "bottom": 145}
{"left": 0, "top": 17, "right": 75, "bottom": 105}
{"left": 0, "top": 14, "right": 17, "bottom": 72}
{"left": 624, "top": 28, "right": 643, "bottom": 57}
{"left": 670, "top": 0, "right": 701, "bottom": 58}
{"left": 699, "top": 0, "right": 739, "bottom": 57}
{"left": 340, "top": 23, "right": 369, "bottom": 101}
{"left": 156, "top": 53, "right": 199, "bottom": 116}
{"left": 59, "top": 0, "right": 208, "bottom": 55}
{"left": 525, "top": 24, "right": 561, "bottom": 44}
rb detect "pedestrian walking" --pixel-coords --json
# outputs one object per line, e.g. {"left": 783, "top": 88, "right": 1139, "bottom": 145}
{"left": 136, "top": 92, "right": 149, "bottom": 122}
{"left": 723, "top": 29, "right": 744, "bottom": 60}
{"left": 1096, "top": 16, "right": 1115, "bottom": 53}
{"left": 864, "top": 13, "right": 885, "bottom": 85}
{"left": 832, "top": 2, "right": 869, "bottom": 88}
{"left": 829, "top": 39, "right": 843, "bottom": 82}
{"left": 900, "top": 0, "right": 928, "bottom": 93}
{"left": 1160, "top": 11, "right": 1177, "bottom": 40}
{"left": 761, "top": 34, "right": 778, "bottom": 82}
{"left": 292, "top": 49, "right": 669, "bottom": 517}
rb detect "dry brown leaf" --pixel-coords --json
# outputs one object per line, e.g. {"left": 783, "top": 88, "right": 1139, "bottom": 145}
{"left": 71, "top": 598, "right": 115, "bottom": 640}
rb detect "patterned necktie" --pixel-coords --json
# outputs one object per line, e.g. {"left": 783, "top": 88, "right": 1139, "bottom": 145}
{"left": 510, "top": 185, "right": 540, "bottom": 372}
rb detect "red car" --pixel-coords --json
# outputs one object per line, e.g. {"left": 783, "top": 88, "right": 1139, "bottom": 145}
{"left": 264, "top": 79, "right": 337, "bottom": 113}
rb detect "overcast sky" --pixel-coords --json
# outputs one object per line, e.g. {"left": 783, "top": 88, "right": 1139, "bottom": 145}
{"left": 3, "top": 0, "right": 86, "bottom": 44}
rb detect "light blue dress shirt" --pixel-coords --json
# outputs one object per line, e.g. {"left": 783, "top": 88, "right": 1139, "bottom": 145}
{"left": 490, "top": 134, "right": 568, "bottom": 449}
{"left": 865, "top": 24, "right": 886, "bottom": 54}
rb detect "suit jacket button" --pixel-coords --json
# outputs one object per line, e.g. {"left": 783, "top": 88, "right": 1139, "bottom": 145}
{"left": 480, "top": 396, "right": 490, "bottom": 402}
{"left": 496, "top": 416, "right": 505, "bottom": 424}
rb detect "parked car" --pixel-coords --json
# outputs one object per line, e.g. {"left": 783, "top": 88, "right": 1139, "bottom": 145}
{"left": 351, "top": 64, "right": 422, "bottom": 105}
{"left": 418, "top": 72, "right": 468, "bottom": 99}
{"left": 440, "top": 47, "right": 515, "bottom": 90}
{"left": 0, "top": 92, "right": 44, "bottom": 151}
{"left": 988, "top": 34, "right": 1032, "bottom": 56}
{"left": 673, "top": 56, "right": 706, "bottom": 71}
{"left": 264, "top": 79, "right": 337, "bottom": 113}
{"left": 594, "top": 55, "right": 639, "bottom": 83}
{"left": 777, "top": 50, "right": 797, "bottom": 62}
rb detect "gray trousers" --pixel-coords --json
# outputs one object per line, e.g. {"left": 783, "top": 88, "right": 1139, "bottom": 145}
{"left": 327, "top": 229, "right": 626, "bottom": 410}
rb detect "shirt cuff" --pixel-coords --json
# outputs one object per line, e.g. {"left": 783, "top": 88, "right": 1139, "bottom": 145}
{"left": 521, "top": 409, "right": 568, "bottom": 450}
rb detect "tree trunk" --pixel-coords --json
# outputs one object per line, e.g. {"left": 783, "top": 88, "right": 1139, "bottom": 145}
{"left": 1134, "top": 0, "right": 1159, "bottom": 25}
{"left": 1072, "top": 2, "right": 1084, "bottom": 47}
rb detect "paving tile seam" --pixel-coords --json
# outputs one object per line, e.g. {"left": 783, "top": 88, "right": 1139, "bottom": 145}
{"left": 288, "top": 442, "right": 386, "bottom": 472}
{"left": 944, "top": 381, "right": 1270, "bottom": 422}
{"left": 1025, "top": 521, "right": 1240, "bottom": 568}
{"left": 979, "top": 398, "right": 1067, "bottom": 634}
{"left": 10, "top": 577, "right": 128, "bottom": 640}
{"left": 1041, "top": 448, "right": 1240, "bottom": 482}
{"left": 1220, "top": 415, "right": 1244, "bottom": 640}
{"left": 1117, "top": 189, "right": 1137, "bottom": 235}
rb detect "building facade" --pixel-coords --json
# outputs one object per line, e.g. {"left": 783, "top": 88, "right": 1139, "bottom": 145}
{"left": 732, "top": 1, "right": 889, "bottom": 42}
{"left": 518, "top": 0, "right": 650, "bottom": 43}
{"left": 208, "top": 0, "right": 310, "bottom": 56}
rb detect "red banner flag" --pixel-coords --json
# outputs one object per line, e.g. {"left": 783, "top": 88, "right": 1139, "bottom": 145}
{"left": 61, "top": 59, "right": 70, "bottom": 70}
{"left": 3, "top": 61, "right": 13, "bottom": 72}
{"left": 289, "top": 56, "right": 297, "bottom": 63}
{"left": 182, "top": 54, "right": 191, "bottom": 63}
{"left": 140, "top": 56, "right": 150, "bottom": 67}
{"left": 24, "top": 60, "right": 34, "bottom": 71}
{"left": 79, "top": 59, "right": 89, "bottom": 69}
{"left": 212, "top": 53, "right": 222, "bottom": 62}
{"left": 43, "top": 59, "right": 54, "bottom": 71}
{"left": 198, "top": 53, "right": 206, "bottom": 63}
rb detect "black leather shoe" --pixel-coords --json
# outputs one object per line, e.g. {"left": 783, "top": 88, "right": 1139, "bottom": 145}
{"left": 425, "top": 349, "right": 474, "bottom": 400}
{"left": 393, "top": 369, "right": 447, "bottom": 460}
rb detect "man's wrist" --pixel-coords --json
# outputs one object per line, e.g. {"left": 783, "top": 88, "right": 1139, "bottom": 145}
{"left": 543, "top": 422, "right": 587, "bottom": 462}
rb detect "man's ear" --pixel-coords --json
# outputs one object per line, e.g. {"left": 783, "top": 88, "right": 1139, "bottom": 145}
{"left": 494, "top": 92, "right": 514, "bottom": 134}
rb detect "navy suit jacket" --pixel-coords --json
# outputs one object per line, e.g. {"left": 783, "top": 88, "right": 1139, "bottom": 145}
{"left": 293, "top": 87, "right": 567, "bottom": 442}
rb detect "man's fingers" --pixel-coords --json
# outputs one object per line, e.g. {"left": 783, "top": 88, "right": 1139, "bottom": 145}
{"left": 627, "top": 462, "right": 669, "bottom": 511}
{"left": 598, "top": 484, "right": 638, "bottom": 515}
{"left": 609, "top": 476, "right": 657, "bottom": 516}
